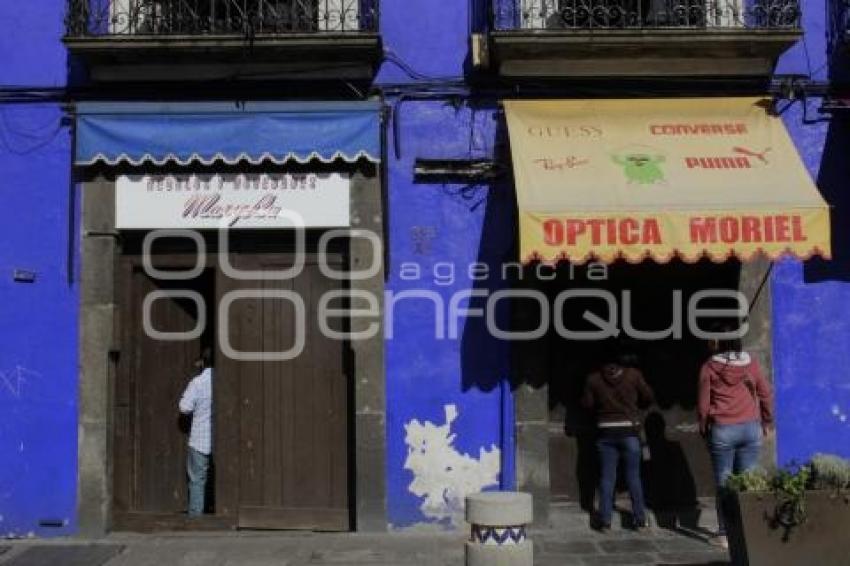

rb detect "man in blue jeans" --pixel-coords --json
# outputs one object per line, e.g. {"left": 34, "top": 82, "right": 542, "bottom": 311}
{"left": 179, "top": 351, "right": 213, "bottom": 517}
{"left": 582, "top": 349, "right": 655, "bottom": 530}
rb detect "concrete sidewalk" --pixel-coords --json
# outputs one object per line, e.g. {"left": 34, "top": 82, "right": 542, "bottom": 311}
{"left": 0, "top": 503, "right": 729, "bottom": 566}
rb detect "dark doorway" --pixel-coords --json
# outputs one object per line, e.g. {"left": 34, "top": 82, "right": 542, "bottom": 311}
{"left": 515, "top": 259, "right": 741, "bottom": 516}
{"left": 113, "top": 254, "right": 218, "bottom": 529}
{"left": 112, "top": 234, "right": 352, "bottom": 531}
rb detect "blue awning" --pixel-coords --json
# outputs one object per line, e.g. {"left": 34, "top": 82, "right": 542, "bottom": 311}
{"left": 75, "top": 101, "right": 382, "bottom": 166}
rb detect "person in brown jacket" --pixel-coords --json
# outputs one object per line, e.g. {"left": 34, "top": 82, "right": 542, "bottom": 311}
{"left": 698, "top": 324, "right": 774, "bottom": 549}
{"left": 582, "top": 348, "right": 655, "bottom": 531}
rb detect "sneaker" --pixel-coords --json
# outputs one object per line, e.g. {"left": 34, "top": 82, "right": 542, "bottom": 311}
{"left": 591, "top": 516, "right": 612, "bottom": 532}
{"left": 708, "top": 534, "right": 729, "bottom": 550}
{"left": 633, "top": 518, "right": 650, "bottom": 532}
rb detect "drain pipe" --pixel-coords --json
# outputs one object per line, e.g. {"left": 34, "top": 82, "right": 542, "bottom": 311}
{"left": 499, "top": 376, "right": 514, "bottom": 490}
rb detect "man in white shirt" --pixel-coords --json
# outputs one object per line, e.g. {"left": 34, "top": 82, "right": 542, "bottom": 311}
{"left": 179, "top": 350, "right": 213, "bottom": 517}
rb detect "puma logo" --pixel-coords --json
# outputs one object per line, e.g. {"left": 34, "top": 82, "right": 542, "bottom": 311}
{"left": 732, "top": 146, "right": 772, "bottom": 164}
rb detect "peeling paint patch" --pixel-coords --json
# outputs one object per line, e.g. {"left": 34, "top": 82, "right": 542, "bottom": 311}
{"left": 403, "top": 404, "right": 500, "bottom": 527}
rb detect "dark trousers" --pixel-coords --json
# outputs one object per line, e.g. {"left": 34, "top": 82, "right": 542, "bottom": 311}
{"left": 597, "top": 433, "right": 647, "bottom": 525}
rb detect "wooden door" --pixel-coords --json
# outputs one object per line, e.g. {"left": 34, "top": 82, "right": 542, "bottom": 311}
{"left": 215, "top": 252, "right": 351, "bottom": 530}
{"left": 114, "top": 256, "right": 212, "bottom": 519}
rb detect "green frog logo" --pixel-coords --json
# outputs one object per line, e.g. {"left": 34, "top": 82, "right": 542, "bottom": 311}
{"left": 611, "top": 146, "right": 667, "bottom": 185}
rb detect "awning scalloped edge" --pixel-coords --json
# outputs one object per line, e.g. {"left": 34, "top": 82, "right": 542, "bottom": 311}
{"left": 76, "top": 149, "right": 380, "bottom": 167}
{"left": 523, "top": 245, "right": 832, "bottom": 266}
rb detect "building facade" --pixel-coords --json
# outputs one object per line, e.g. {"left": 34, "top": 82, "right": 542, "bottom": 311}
{"left": 0, "top": 0, "right": 849, "bottom": 537}
{"left": 0, "top": 0, "right": 78, "bottom": 537}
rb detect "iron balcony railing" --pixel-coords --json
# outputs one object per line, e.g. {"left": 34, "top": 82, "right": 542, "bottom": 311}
{"left": 492, "top": 0, "right": 801, "bottom": 31}
{"left": 65, "top": 0, "right": 379, "bottom": 37}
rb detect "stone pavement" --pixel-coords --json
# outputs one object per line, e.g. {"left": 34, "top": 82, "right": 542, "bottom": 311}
{"left": 532, "top": 501, "right": 728, "bottom": 565}
{"left": 0, "top": 503, "right": 729, "bottom": 566}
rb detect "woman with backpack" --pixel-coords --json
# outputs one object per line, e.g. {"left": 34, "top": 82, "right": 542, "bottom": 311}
{"left": 582, "top": 346, "right": 655, "bottom": 531}
{"left": 698, "top": 324, "right": 774, "bottom": 549}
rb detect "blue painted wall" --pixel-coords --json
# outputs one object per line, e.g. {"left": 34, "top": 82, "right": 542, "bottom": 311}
{"left": 0, "top": 0, "right": 78, "bottom": 537}
{"left": 381, "top": 0, "right": 850, "bottom": 529}
{"left": 773, "top": 0, "right": 850, "bottom": 464}
{"left": 381, "top": 99, "right": 516, "bottom": 528}
{"left": 378, "top": 0, "right": 517, "bottom": 529}
{"left": 2, "top": 0, "right": 849, "bottom": 536}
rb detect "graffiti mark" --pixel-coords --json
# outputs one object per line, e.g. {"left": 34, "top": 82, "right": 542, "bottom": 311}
{"left": 0, "top": 366, "right": 41, "bottom": 398}
{"left": 410, "top": 226, "right": 437, "bottom": 255}
{"left": 403, "top": 404, "right": 500, "bottom": 527}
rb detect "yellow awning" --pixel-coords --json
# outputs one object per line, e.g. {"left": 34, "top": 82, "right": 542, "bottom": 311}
{"left": 505, "top": 98, "right": 831, "bottom": 264}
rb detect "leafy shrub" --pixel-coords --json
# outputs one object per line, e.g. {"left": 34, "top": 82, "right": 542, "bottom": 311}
{"left": 726, "top": 463, "right": 810, "bottom": 541}
{"left": 810, "top": 453, "right": 850, "bottom": 491}
{"left": 725, "top": 456, "right": 850, "bottom": 542}
{"left": 726, "top": 468, "right": 771, "bottom": 493}
{"left": 769, "top": 463, "right": 811, "bottom": 539}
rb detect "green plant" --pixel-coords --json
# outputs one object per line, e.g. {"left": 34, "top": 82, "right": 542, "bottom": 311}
{"left": 726, "top": 463, "right": 811, "bottom": 542}
{"left": 726, "top": 455, "right": 850, "bottom": 543}
{"left": 726, "top": 468, "right": 771, "bottom": 493}
{"left": 769, "top": 463, "right": 811, "bottom": 541}
{"left": 810, "top": 453, "right": 850, "bottom": 491}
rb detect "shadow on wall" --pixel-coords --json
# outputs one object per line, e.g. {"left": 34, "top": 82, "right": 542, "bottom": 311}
{"left": 643, "top": 411, "right": 701, "bottom": 531}
{"left": 67, "top": 51, "right": 88, "bottom": 88}
{"left": 805, "top": 116, "right": 850, "bottom": 283}
{"left": 807, "top": 15, "right": 850, "bottom": 282}
{"left": 459, "top": 109, "right": 518, "bottom": 392}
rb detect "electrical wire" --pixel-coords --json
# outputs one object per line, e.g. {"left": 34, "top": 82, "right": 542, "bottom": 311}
{"left": 381, "top": 49, "right": 466, "bottom": 83}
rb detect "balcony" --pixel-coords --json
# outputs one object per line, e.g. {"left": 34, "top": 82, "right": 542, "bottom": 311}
{"left": 486, "top": 0, "right": 803, "bottom": 80}
{"left": 64, "top": 0, "right": 382, "bottom": 83}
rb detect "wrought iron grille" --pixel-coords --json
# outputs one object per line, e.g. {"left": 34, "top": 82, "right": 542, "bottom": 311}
{"left": 65, "top": 0, "right": 378, "bottom": 37}
{"left": 492, "top": 0, "right": 801, "bottom": 31}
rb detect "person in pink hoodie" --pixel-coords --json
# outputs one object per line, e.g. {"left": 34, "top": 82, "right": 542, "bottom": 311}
{"left": 698, "top": 324, "right": 774, "bottom": 549}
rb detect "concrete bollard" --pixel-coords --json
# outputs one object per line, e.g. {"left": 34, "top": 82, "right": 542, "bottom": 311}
{"left": 465, "top": 491, "right": 533, "bottom": 566}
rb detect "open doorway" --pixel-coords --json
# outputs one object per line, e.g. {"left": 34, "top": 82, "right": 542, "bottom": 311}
{"left": 514, "top": 258, "right": 746, "bottom": 526}
{"left": 111, "top": 233, "right": 353, "bottom": 531}
{"left": 112, "top": 252, "right": 220, "bottom": 530}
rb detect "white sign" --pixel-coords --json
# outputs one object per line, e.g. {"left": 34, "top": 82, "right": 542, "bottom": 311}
{"left": 115, "top": 173, "right": 351, "bottom": 229}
